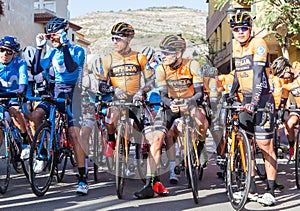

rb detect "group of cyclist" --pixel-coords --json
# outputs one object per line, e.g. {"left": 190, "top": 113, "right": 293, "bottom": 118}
{"left": 0, "top": 9, "right": 299, "bottom": 207}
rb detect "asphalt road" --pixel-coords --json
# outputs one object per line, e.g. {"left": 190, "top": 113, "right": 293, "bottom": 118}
{"left": 0, "top": 137, "right": 299, "bottom": 211}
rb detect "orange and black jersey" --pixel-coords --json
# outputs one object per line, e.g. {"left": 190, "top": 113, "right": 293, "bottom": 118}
{"left": 230, "top": 37, "right": 270, "bottom": 104}
{"left": 269, "top": 75, "right": 284, "bottom": 109}
{"left": 155, "top": 58, "right": 204, "bottom": 106}
{"left": 281, "top": 75, "right": 300, "bottom": 108}
{"left": 98, "top": 51, "right": 154, "bottom": 96}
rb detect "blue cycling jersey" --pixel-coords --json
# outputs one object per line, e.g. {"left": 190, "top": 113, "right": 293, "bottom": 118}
{"left": 40, "top": 42, "right": 85, "bottom": 85}
{"left": 0, "top": 57, "right": 28, "bottom": 92}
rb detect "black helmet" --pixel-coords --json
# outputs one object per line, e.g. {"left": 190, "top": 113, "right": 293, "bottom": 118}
{"left": 111, "top": 22, "right": 135, "bottom": 37}
{"left": 159, "top": 34, "right": 186, "bottom": 53}
{"left": 271, "top": 56, "right": 291, "bottom": 76}
{"left": 45, "top": 17, "right": 69, "bottom": 34}
{"left": 230, "top": 12, "right": 253, "bottom": 28}
{"left": 0, "top": 36, "right": 20, "bottom": 52}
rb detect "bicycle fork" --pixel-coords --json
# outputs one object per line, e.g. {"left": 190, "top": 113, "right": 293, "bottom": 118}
{"left": 229, "top": 130, "right": 247, "bottom": 172}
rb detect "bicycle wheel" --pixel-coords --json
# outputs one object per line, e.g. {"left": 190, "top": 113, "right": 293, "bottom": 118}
{"left": 0, "top": 124, "right": 11, "bottom": 194}
{"left": 10, "top": 142, "right": 23, "bottom": 174}
{"left": 186, "top": 128, "right": 199, "bottom": 204}
{"left": 29, "top": 122, "right": 55, "bottom": 197}
{"left": 295, "top": 129, "right": 300, "bottom": 189}
{"left": 226, "top": 129, "right": 251, "bottom": 210}
{"left": 115, "top": 124, "right": 126, "bottom": 199}
{"left": 253, "top": 143, "right": 266, "bottom": 181}
{"left": 55, "top": 125, "right": 69, "bottom": 183}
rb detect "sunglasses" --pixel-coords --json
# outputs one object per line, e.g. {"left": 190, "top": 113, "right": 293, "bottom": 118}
{"left": 233, "top": 26, "right": 250, "bottom": 32}
{"left": 44, "top": 33, "right": 59, "bottom": 40}
{"left": 161, "top": 51, "right": 176, "bottom": 56}
{"left": 0, "top": 48, "right": 14, "bottom": 55}
{"left": 111, "top": 37, "right": 124, "bottom": 42}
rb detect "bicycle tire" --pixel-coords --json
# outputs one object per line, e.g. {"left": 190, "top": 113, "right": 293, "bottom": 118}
{"left": 115, "top": 124, "right": 126, "bottom": 199}
{"left": 186, "top": 127, "right": 199, "bottom": 204}
{"left": 10, "top": 144, "right": 23, "bottom": 174}
{"left": 295, "top": 129, "right": 300, "bottom": 189}
{"left": 226, "top": 129, "right": 251, "bottom": 211}
{"left": 0, "top": 123, "right": 12, "bottom": 194}
{"left": 29, "top": 121, "right": 55, "bottom": 197}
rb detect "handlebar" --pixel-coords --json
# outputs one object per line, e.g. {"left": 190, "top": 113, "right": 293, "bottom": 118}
{"left": 107, "top": 100, "right": 144, "bottom": 107}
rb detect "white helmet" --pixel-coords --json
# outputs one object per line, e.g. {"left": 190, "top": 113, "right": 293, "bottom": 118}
{"left": 22, "top": 46, "right": 36, "bottom": 67}
{"left": 87, "top": 54, "right": 102, "bottom": 76}
{"left": 142, "top": 47, "right": 155, "bottom": 62}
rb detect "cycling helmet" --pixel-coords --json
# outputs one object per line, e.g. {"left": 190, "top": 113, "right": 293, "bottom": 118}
{"left": 22, "top": 46, "right": 36, "bottom": 67}
{"left": 230, "top": 12, "right": 253, "bottom": 28}
{"left": 271, "top": 56, "right": 291, "bottom": 76}
{"left": 111, "top": 22, "right": 135, "bottom": 37}
{"left": 45, "top": 17, "right": 69, "bottom": 34}
{"left": 142, "top": 47, "right": 155, "bottom": 62}
{"left": 203, "top": 64, "right": 218, "bottom": 78}
{"left": 159, "top": 34, "right": 186, "bottom": 53}
{"left": 87, "top": 54, "right": 102, "bottom": 76}
{"left": 0, "top": 36, "right": 20, "bottom": 52}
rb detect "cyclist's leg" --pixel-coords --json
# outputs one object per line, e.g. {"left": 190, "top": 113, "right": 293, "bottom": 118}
{"left": 135, "top": 108, "right": 173, "bottom": 199}
{"left": 9, "top": 104, "right": 29, "bottom": 146}
{"left": 285, "top": 113, "right": 299, "bottom": 159}
{"left": 134, "top": 129, "right": 166, "bottom": 199}
{"left": 103, "top": 106, "right": 119, "bottom": 157}
{"left": 255, "top": 95, "right": 277, "bottom": 206}
{"left": 192, "top": 106, "right": 209, "bottom": 167}
{"left": 167, "top": 121, "right": 180, "bottom": 184}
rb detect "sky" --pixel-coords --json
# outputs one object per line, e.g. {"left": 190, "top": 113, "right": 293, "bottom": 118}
{"left": 68, "top": 0, "right": 208, "bottom": 18}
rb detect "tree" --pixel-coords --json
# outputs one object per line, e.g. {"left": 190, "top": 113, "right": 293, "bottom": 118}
{"left": 214, "top": 0, "right": 300, "bottom": 59}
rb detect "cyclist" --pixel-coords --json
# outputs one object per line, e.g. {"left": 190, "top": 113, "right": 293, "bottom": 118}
{"left": 30, "top": 17, "right": 88, "bottom": 195}
{"left": 275, "top": 57, "right": 300, "bottom": 160}
{"left": 20, "top": 46, "right": 48, "bottom": 159}
{"left": 135, "top": 34, "right": 209, "bottom": 198}
{"left": 98, "top": 22, "right": 154, "bottom": 157}
{"left": 0, "top": 36, "right": 29, "bottom": 157}
{"left": 228, "top": 11, "right": 277, "bottom": 206}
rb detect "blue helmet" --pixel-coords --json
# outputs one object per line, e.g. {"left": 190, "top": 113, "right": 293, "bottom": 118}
{"left": 45, "top": 17, "right": 69, "bottom": 34}
{"left": 0, "top": 36, "right": 20, "bottom": 52}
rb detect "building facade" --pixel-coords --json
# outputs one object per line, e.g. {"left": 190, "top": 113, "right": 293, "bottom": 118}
{"left": 206, "top": 0, "right": 300, "bottom": 73}
{"left": 0, "top": 0, "right": 90, "bottom": 53}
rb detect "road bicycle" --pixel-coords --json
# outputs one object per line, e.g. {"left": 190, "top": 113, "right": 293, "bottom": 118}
{"left": 222, "top": 100, "right": 272, "bottom": 210}
{"left": 107, "top": 99, "right": 145, "bottom": 199}
{"left": 284, "top": 108, "right": 300, "bottom": 189}
{"left": 169, "top": 101, "right": 200, "bottom": 204}
{"left": 92, "top": 93, "right": 111, "bottom": 182}
{"left": 0, "top": 96, "right": 30, "bottom": 194}
{"left": 28, "top": 95, "right": 73, "bottom": 196}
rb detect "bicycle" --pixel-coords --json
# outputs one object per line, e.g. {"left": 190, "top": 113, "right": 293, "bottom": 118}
{"left": 170, "top": 101, "right": 200, "bottom": 204}
{"left": 284, "top": 108, "right": 300, "bottom": 189}
{"left": 93, "top": 93, "right": 111, "bottom": 182}
{"left": 0, "top": 96, "right": 30, "bottom": 194}
{"left": 107, "top": 99, "right": 145, "bottom": 199}
{"left": 223, "top": 100, "right": 272, "bottom": 210}
{"left": 28, "top": 95, "right": 73, "bottom": 196}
